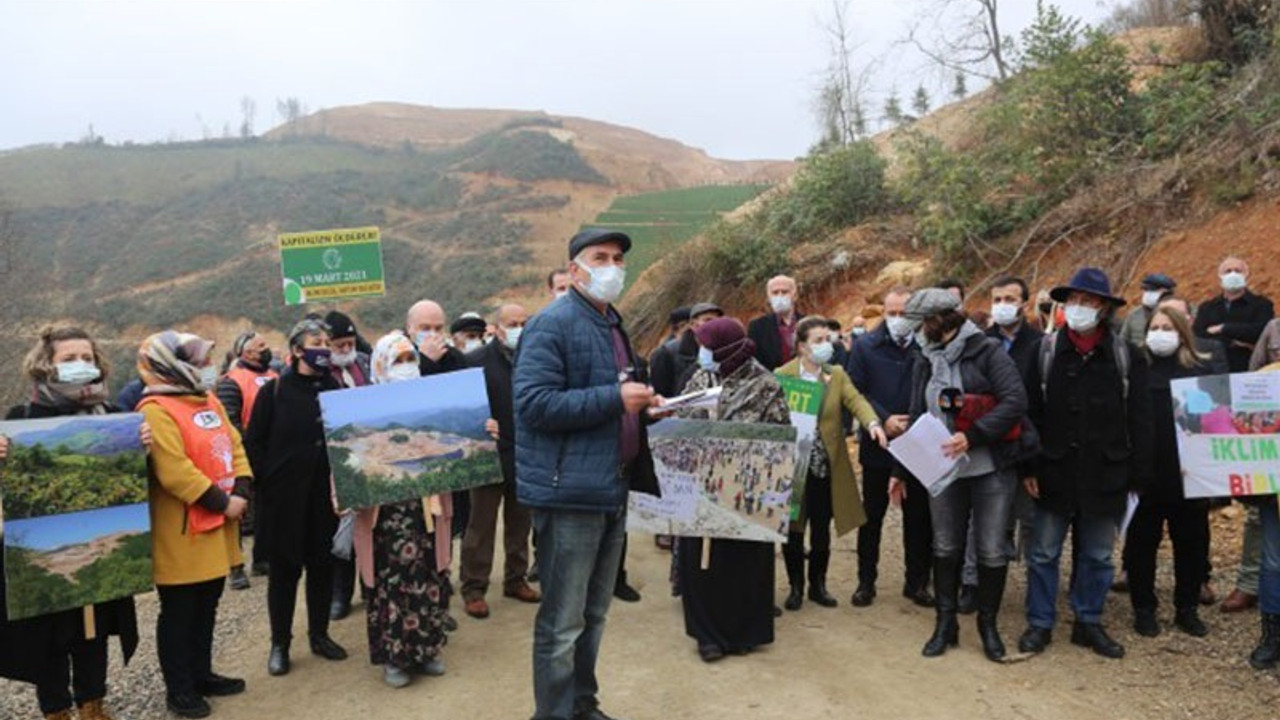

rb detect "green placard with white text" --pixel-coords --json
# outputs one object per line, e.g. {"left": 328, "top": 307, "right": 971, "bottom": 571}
{"left": 777, "top": 375, "right": 824, "bottom": 522}
{"left": 278, "top": 226, "right": 386, "bottom": 305}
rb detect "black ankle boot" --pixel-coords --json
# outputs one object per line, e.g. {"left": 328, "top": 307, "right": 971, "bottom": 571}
{"left": 785, "top": 585, "right": 804, "bottom": 611}
{"left": 268, "top": 643, "right": 290, "bottom": 676}
{"left": 922, "top": 556, "right": 960, "bottom": 657}
{"left": 807, "top": 550, "right": 837, "bottom": 608}
{"left": 1250, "top": 613, "right": 1280, "bottom": 670}
{"left": 976, "top": 565, "right": 1008, "bottom": 662}
{"left": 783, "top": 537, "right": 805, "bottom": 611}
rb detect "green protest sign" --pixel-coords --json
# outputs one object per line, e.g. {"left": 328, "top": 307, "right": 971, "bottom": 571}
{"left": 278, "top": 226, "right": 386, "bottom": 305}
{"left": 777, "top": 375, "right": 825, "bottom": 522}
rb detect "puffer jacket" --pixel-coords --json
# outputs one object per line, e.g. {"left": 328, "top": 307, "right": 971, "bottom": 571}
{"left": 514, "top": 288, "right": 659, "bottom": 512}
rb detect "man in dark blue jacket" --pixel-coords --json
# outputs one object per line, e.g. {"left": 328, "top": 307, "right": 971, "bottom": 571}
{"left": 846, "top": 286, "right": 934, "bottom": 608}
{"left": 514, "top": 228, "right": 660, "bottom": 720}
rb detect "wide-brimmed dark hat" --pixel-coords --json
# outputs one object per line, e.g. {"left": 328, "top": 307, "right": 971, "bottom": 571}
{"left": 1050, "top": 267, "right": 1126, "bottom": 306}
{"left": 568, "top": 228, "right": 632, "bottom": 259}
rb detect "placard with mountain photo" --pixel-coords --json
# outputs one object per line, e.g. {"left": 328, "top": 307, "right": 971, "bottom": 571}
{"left": 0, "top": 413, "right": 152, "bottom": 621}
{"left": 319, "top": 368, "right": 500, "bottom": 510}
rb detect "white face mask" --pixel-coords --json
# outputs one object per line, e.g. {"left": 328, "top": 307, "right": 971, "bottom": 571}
{"left": 885, "top": 316, "right": 916, "bottom": 342}
{"left": 55, "top": 360, "right": 101, "bottom": 385}
{"left": 990, "top": 302, "right": 1021, "bottom": 327}
{"left": 463, "top": 339, "right": 483, "bottom": 353}
{"left": 575, "top": 259, "right": 626, "bottom": 304}
{"left": 387, "top": 362, "right": 420, "bottom": 383}
{"left": 502, "top": 326, "right": 523, "bottom": 351}
{"left": 554, "top": 290, "right": 568, "bottom": 300}
{"left": 331, "top": 349, "right": 358, "bottom": 367}
{"left": 414, "top": 330, "right": 436, "bottom": 348}
{"left": 1221, "top": 271, "right": 1247, "bottom": 292}
{"left": 768, "top": 294, "right": 793, "bottom": 315}
{"left": 697, "top": 346, "right": 719, "bottom": 372}
{"left": 199, "top": 365, "right": 219, "bottom": 391}
{"left": 1064, "top": 303, "right": 1101, "bottom": 333}
{"left": 1141, "top": 290, "right": 1164, "bottom": 309}
{"left": 1146, "top": 329, "right": 1181, "bottom": 357}
{"left": 850, "top": 327, "right": 866, "bottom": 337}
{"left": 809, "top": 341, "right": 834, "bottom": 365}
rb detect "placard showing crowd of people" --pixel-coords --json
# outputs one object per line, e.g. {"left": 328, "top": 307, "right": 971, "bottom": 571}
{"left": 0, "top": 225, "right": 1277, "bottom": 720}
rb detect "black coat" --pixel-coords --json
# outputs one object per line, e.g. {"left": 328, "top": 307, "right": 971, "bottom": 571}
{"left": 0, "top": 401, "right": 139, "bottom": 684}
{"left": 986, "top": 321, "right": 1046, "bottom": 401}
{"left": 419, "top": 346, "right": 467, "bottom": 376}
{"left": 243, "top": 369, "right": 340, "bottom": 566}
{"left": 747, "top": 312, "right": 805, "bottom": 371}
{"left": 1026, "top": 330, "right": 1154, "bottom": 518}
{"left": 897, "top": 331, "right": 1031, "bottom": 479}
{"left": 847, "top": 324, "right": 916, "bottom": 469}
{"left": 1192, "top": 290, "right": 1275, "bottom": 373}
{"left": 1146, "top": 353, "right": 1216, "bottom": 504}
{"left": 467, "top": 341, "right": 516, "bottom": 485}
{"left": 649, "top": 332, "right": 698, "bottom": 399}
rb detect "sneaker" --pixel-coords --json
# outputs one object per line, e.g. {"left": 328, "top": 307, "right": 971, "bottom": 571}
{"left": 228, "top": 566, "right": 250, "bottom": 591}
{"left": 167, "top": 692, "right": 212, "bottom": 719}
{"left": 416, "top": 658, "right": 447, "bottom": 677}
{"left": 383, "top": 664, "right": 411, "bottom": 689}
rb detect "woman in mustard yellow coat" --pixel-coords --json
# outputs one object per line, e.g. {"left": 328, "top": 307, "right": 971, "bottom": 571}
{"left": 137, "top": 331, "right": 252, "bottom": 719}
{"left": 777, "top": 316, "right": 887, "bottom": 611}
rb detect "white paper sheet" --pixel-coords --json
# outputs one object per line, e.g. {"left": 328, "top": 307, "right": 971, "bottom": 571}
{"left": 888, "top": 414, "right": 961, "bottom": 495}
{"left": 1119, "top": 492, "right": 1140, "bottom": 539}
{"left": 648, "top": 386, "right": 722, "bottom": 416}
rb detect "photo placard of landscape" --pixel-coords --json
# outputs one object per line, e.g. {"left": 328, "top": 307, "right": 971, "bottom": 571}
{"left": 319, "top": 368, "right": 500, "bottom": 511}
{"left": 0, "top": 413, "right": 152, "bottom": 621}
{"left": 630, "top": 419, "right": 798, "bottom": 543}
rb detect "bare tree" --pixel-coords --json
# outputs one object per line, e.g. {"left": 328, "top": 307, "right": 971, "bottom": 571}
{"left": 1105, "top": 0, "right": 1194, "bottom": 30}
{"left": 813, "top": 0, "right": 877, "bottom": 147}
{"left": 908, "top": 0, "right": 1012, "bottom": 83}
{"left": 275, "top": 97, "right": 308, "bottom": 135}
{"left": 239, "top": 96, "right": 257, "bottom": 139}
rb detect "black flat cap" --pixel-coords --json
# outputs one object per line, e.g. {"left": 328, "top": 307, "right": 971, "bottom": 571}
{"left": 1141, "top": 273, "right": 1177, "bottom": 290}
{"left": 450, "top": 313, "right": 487, "bottom": 335}
{"left": 668, "top": 306, "right": 692, "bottom": 325}
{"left": 324, "top": 311, "right": 358, "bottom": 340}
{"left": 569, "top": 228, "right": 632, "bottom": 260}
{"left": 689, "top": 302, "right": 724, "bottom": 319}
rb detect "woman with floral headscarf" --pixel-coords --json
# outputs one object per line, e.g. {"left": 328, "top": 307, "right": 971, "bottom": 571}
{"left": 0, "top": 326, "right": 151, "bottom": 720}
{"left": 675, "top": 317, "right": 792, "bottom": 662}
{"left": 352, "top": 331, "right": 449, "bottom": 688}
{"left": 241, "top": 317, "right": 347, "bottom": 678}
{"left": 136, "top": 329, "right": 250, "bottom": 718}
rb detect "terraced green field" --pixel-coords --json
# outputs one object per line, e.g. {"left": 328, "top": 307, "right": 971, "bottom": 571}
{"left": 586, "top": 184, "right": 771, "bottom": 293}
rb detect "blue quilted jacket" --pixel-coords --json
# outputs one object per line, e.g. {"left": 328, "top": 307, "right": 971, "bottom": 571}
{"left": 514, "top": 288, "right": 658, "bottom": 511}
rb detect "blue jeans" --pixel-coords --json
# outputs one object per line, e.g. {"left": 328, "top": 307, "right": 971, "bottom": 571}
{"left": 1260, "top": 500, "right": 1280, "bottom": 615}
{"left": 1025, "top": 506, "right": 1118, "bottom": 628}
{"left": 531, "top": 508, "right": 627, "bottom": 720}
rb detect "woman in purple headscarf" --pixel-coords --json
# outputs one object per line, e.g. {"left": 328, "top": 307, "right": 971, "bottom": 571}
{"left": 675, "top": 317, "right": 792, "bottom": 662}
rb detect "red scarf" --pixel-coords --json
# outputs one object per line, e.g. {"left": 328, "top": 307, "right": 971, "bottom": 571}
{"left": 1066, "top": 328, "right": 1105, "bottom": 356}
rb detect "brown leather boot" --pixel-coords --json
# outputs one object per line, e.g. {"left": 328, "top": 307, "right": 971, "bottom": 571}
{"left": 1221, "top": 588, "right": 1258, "bottom": 613}
{"left": 77, "top": 698, "right": 115, "bottom": 720}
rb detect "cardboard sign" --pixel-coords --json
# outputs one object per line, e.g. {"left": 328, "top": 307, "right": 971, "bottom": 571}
{"left": 1171, "top": 372, "right": 1280, "bottom": 499}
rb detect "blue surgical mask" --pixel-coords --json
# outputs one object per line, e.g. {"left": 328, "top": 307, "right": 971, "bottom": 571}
{"left": 809, "top": 342, "right": 834, "bottom": 365}
{"left": 55, "top": 360, "right": 101, "bottom": 385}
{"left": 414, "top": 330, "right": 436, "bottom": 348}
{"left": 387, "top": 363, "right": 420, "bottom": 383}
{"left": 199, "top": 365, "right": 218, "bottom": 391}
{"left": 1063, "top": 304, "right": 1100, "bottom": 333}
{"left": 697, "top": 346, "right": 719, "bottom": 372}
{"left": 503, "top": 326, "right": 523, "bottom": 351}
{"left": 575, "top": 260, "right": 626, "bottom": 304}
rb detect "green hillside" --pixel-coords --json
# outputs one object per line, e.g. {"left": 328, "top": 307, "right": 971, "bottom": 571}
{"left": 585, "top": 184, "right": 771, "bottom": 294}
{"left": 0, "top": 122, "right": 606, "bottom": 338}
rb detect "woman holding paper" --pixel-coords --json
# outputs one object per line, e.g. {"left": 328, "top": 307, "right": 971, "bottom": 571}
{"left": 137, "top": 330, "right": 250, "bottom": 718}
{"left": 0, "top": 326, "right": 151, "bottom": 720}
{"left": 353, "top": 331, "right": 449, "bottom": 688}
{"left": 891, "top": 288, "right": 1029, "bottom": 663}
{"left": 776, "top": 316, "right": 887, "bottom": 611}
{"left": 243, "top": 318, "right": 348, "bottom": 677}
{"left": 1126, "top": 308, "right": 1216, "bottom": 639}
{"left": 676, "top": 317, "right": 792, "bottom": 663}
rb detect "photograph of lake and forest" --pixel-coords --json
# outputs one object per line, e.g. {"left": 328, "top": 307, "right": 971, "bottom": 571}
{"left": 320, "top": 368, "right": 499, "bottom": 510}
{"left": 0, "top": 414, "right": 151, "bottom": 620}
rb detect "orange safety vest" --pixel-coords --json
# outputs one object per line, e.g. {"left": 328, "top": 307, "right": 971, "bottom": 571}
{"left": 225, "top": 364, "right": 278, "bottom": 429}
{"left": 138, "top": 394, "right": 238, "bottom": 535}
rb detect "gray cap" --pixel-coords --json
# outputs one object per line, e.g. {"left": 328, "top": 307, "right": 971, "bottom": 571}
{"left": 903, "top": 287, "right": 962, "bottom": 320}
{"left": 689, "top": 302, "right": 724, "bottom": 319}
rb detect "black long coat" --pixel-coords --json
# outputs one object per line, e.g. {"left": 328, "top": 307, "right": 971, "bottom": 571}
{"left": 1026, "top": 330, "right": 1154, "bottom": 519}
{"left": 467, "top": 341, "right": 516, "bottom": 485}
{"left": 243, "top": 369, "right": 340, "bottom": 567}
{"left": 747, "top": 312, "right": 806, "bottom": 371}
{"left": 0, "top": 402, "right": 139, "bottom": 684}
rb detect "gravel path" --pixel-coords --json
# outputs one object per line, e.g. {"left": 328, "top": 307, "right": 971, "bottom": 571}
{"left": 3, "top": 507, "right": 1279, "bottom": 719}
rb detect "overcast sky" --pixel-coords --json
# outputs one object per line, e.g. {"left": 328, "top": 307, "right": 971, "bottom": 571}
{"left": 0, "top": 0, "right": 1117, "bottom": 160}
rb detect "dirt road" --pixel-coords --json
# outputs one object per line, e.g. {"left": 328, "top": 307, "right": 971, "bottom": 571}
{"left": 4, "top": 510, "right": 1278, "bottom": 719}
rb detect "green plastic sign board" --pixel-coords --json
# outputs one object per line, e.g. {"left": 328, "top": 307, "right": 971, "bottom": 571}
{"left": 278, "top": 226, "right": 385, "bottom": 305}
